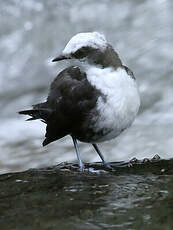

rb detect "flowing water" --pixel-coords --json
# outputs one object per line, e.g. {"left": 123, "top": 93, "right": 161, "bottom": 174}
{"left": 0, "top": 0, "right": 173, "bottom": 171}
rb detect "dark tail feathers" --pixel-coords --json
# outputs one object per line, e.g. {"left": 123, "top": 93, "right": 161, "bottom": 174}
{"left": 19, "top": 108, "right": 52, "bottom": 122}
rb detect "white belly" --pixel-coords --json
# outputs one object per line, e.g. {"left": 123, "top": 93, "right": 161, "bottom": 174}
{"left": 86, "top": 66, "right": 140, "bottom": 142}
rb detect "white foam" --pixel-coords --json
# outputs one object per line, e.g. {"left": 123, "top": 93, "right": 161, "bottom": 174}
{"left": 62, "top": 32, "right": 107, "bottom": 55}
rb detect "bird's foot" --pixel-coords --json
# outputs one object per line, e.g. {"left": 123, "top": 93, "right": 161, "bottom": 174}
{"left": 68, "top": 163, "right": 86, "bottom": 172}
{"left": 78, "top": 165, "right": 85, "bottom": 172}
{"left": 103, "top": 162, "right": 114, "bottom": 170}
{"left": 78, "top": 160, "right": 86, "bottom": 172}
{"left": 110, "top": 161, "right": 132, "bottom": 168}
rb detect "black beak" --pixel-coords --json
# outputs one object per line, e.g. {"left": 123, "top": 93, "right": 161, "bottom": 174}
{"left": 52, "top": 54, "right": 70, "bottom": 62}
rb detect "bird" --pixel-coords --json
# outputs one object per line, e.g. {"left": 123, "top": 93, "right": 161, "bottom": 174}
{"left": 19, "top": 32, "right": 140, "bottom": 171}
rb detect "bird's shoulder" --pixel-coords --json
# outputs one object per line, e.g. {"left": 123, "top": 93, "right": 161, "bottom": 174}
{"left": 47, "top": 66, "right": 101, "bottom": 114}
{"left": 50, "top": 65, "right": 86, "bottom": 89}
{"left": 48, "top": 66, "right": 87, "bottom": 99}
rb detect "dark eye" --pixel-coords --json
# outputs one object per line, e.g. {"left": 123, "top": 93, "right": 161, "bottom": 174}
{"left": 73, "top": 47, "right": 89, "bottom": 58}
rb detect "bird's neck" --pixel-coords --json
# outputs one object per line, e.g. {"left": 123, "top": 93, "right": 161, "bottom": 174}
{"left": 85, "top": 45, "right": 122, "bottom": 70}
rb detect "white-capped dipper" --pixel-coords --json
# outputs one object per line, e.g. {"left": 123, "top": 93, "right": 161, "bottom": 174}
{"left": 19, "top": 32, "right": 140, "bottom": 170}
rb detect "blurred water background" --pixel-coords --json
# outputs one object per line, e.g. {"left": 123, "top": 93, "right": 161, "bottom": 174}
{"left": 0, "top": 0, "right": 173, "bottom": 174}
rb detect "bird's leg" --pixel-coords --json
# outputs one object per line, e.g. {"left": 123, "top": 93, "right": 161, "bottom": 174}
{"left": 92, "top": 144, "right": 111, "bottom": 169}
{"left": 92, "top": 144, "right": 128, "bottom": 168}
{"left": 71, "top": 136, "right": 84, "bottom": 171}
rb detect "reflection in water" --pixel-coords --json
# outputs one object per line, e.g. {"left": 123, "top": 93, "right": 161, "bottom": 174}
{"left": 0, "top": 0, "right": 173, "bottom": 173}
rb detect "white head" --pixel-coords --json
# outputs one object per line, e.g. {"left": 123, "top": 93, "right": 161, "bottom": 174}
{"left": 62, "top": 32, "right": 107, "bottom": 55}
{"left": 52, "top": 32, "right": 108, "bottom": 62}
{"left": 52, "top": 32, "right": 122, "bottom": 68}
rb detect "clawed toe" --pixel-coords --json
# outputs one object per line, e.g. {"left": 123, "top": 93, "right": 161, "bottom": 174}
{"left": 103, "top": 162, "right": 114, "bottom": 170}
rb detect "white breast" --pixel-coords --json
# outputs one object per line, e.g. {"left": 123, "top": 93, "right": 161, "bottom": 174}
{"left": 86, "top": 66, "right": 140, "bottom": 142}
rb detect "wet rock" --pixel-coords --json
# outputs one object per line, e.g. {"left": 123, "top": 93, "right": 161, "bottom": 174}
{"left": 0, "top": 158, "right": 173, "bottom": 230}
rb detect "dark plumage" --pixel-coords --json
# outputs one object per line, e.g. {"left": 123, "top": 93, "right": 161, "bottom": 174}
{"left": 19, "top": 66, "right": 101, "bottom": 146}
{"left": 19, "top": 32, "right": 140, "bottom": 170}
